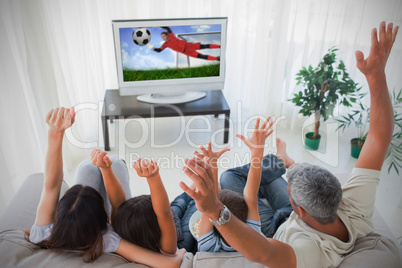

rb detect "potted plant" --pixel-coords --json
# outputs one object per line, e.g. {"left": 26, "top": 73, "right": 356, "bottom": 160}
{"left": 335, "top": 101, "right": 369, "bottom": 158}
{"left": 290, "top": 47, "right": 363, "bottom": 150}
{"left": 336, "top": 88, "right": 401, "bottom": 167}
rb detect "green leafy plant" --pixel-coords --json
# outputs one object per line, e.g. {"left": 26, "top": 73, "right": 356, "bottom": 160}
{"left": 386, "top": 88, "right": 402, "bottom": 175}
{"left": 335, "top": 88, "right": 402, "bottom": 174}
{"left": 335, "top": 99, "right": 369, "bottom": 148}
{"left": 290, "top": 47, "right": 363, "bottom": 140}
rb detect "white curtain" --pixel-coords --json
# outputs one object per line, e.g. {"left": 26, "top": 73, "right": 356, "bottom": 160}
{"left": 1, "top": 0, "right": 401, "bottom": 213}
{"left": 0, "top": 0, "right": 48, "bottom": 210}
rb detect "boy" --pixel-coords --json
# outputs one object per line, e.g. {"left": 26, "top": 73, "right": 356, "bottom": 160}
{"left": 194, "top": 117, "right": 275, "bottom": 252}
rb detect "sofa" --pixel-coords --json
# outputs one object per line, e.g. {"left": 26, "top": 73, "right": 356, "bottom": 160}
{"left": 0, "top": 173, "right": 401, "bottom": 268}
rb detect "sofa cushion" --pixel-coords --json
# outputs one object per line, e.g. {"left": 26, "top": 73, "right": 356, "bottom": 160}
{"left": 0, "top": 229, "right": 194, "bottom": 268}
{"left": 338, "top": 232, "right": 401, "bottom": 267}
{"left": 0, "top": 229, "right": 142, "bottom": 268}
{"left": 192, "top": 251, "right": 266, "bottom": 267}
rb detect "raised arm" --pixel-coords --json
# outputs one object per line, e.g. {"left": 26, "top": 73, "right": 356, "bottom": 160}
{"left": 116, "top": 240, "right": 185, "bottom": 268}
{"left": 148, "top": 43, "right": 163, "bottom": 53}
{"left": 193, "top": 143, "right": 230, "bottom": 237}
{"left": 35, "top": 107, "right": 75, "bottom": 226}
{"left": 355, "top": 22, "right": 399, "bottom": 170}
{"left": 179, "top": 158, "right": 296, "bottom": 268}
{"left": 134, "top": 158, "right": 177, "bottom": 255}
{"left": 237, "top": 117, "right": 274, "bottom": 221}
{"left": 90, "top": 149, "right": 126, "bottom": 221}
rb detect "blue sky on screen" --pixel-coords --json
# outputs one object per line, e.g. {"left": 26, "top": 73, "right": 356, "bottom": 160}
{"left": 120, "top": 24, "right": 221, "bottom": 70}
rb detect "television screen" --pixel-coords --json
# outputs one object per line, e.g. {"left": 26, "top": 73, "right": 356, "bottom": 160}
{"left": 120, "top": 25, "right": 222, "bottom": 82}
{"left": 112, "top": 18, "right": 227, "bottom": 99}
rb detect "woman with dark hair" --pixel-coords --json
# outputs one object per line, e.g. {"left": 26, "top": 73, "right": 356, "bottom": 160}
{"left": 26, "top": 107, "right": 185, "bottom": 267}
{"left": 30, "top": 184, "right": 109, "bottom": 262}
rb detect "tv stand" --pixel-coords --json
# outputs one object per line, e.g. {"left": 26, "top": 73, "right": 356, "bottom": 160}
{"left": 137, "top": 92, "right": 207, "bottom": 104}
{"left": 102, "top": 90, "right": 230, "bottom": 151}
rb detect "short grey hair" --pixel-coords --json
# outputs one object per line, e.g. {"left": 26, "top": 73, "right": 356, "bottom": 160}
{"left": 287, "top": 163, "right": 342, "bottom": 224}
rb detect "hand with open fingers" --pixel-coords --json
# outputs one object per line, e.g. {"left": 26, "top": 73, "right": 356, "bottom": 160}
{"left": 355, "top": 21, "right": 399, "bottom": 77}
{"left": 90, "top": 149, "right": 112, "bottom": 169}
{"left": 46, "top": 107, "right": 76, "bottom": 134}
{"left": 134, "top": 158, "right": 160, "bottom": 178}
{"left": 179, "top": 157, "right": 222, "bottom": 215}
{"left": 237, "top": 117, "right": 275, "bottom": 152}
{"left": 194, "top": 142, "right": 230, "bottom": 167}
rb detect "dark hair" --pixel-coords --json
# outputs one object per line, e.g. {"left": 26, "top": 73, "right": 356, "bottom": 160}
{"left": 161, "top": 32, "right": 168, "bottom": 36}
{"left": 28, "top": 185, "right": 108, "bottom": 263}
{"left": 112, "top": 195, "right": 161, "bottom": 252}
{"left": 213, "top": 189, "right": 248, "bottom": 240}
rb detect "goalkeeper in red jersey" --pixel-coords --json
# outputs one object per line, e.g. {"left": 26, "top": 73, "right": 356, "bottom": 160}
{"left": 148, "top": 27, "right": 220, "bottom": 61}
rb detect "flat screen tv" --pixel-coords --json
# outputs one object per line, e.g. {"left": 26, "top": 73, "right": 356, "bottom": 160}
{"left": 112, "top": 17, "right": 227, "bottom": 104}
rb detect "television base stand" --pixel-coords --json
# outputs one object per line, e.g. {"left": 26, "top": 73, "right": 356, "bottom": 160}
{"left": 102, "top": 90, "right": 230, "bottom": 151}
{"left": 137, "top": 91, "right": 207, "bottom": 104}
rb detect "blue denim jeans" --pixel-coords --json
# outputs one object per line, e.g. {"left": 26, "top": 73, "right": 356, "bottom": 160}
{"left": 220, "top": 154, "right": 293, "bottom": 237}
{"left": 170, "top": 192, "right": 198, "bottom": 253}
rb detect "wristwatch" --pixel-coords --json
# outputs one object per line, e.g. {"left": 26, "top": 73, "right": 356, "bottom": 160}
{"left": 209, "top": 206, "right": 231, "bottom": 226}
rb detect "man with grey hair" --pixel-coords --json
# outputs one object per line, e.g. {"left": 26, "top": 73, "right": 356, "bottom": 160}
{"left": 286, "top": 162, "right": 343, "bottom": 225}
{"left": 180, "top": 21, "right": 399, "bottom": 267}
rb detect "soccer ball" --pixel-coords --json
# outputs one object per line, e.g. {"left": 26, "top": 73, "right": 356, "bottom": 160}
{"left": 132, "top": 28, "right": 151, "bottom": 46}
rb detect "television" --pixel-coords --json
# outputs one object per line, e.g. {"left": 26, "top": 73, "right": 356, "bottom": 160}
{"left": 112, "top": 17, "right": 227, "bottom": 104}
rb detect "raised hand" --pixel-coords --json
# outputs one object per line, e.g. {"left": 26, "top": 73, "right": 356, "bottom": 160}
{"left": 90, "top": 149, "right": 112, "bottom": 169}
{"left": 355, "top": 21, "right": 398, "bottom": 77}
{"left": 237, "top": 117, "right": 275, "bottom": 152}
{"left": 194, "top": 142, "right": 230, "bottom": 166}
{"left": 134, "top": 158, "right": 159, "bottom": 178}
{"left": 36, "top": 107, "right": 76, "bottom": 226}
{"left": 46, "top": 107, "right": 76, "bottom": 134}
{"left": 179, "top": 157, "right": 222, "bottom": 216}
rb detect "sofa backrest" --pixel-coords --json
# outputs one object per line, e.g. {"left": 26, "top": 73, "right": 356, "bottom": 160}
{"left": 0, "top": 173, "right": 69, "bottom": 233}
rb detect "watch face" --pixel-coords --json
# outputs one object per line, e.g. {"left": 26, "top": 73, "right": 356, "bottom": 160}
{"left": 223, "top": 211, "right": 231, "bottom": 221}
{"left": 210, "top": 206, "right": 231, "bottom": 225}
